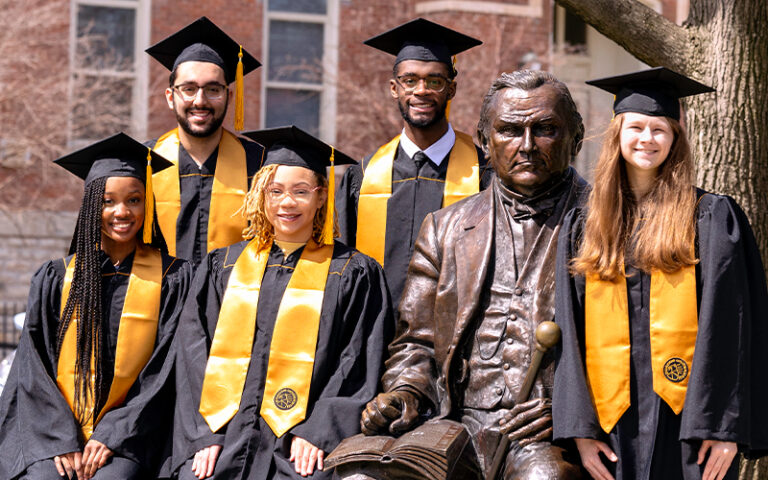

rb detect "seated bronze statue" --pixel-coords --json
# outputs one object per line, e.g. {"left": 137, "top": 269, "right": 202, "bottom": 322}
{"left": 328, "top": 70, "right": 589, "bottom": 480}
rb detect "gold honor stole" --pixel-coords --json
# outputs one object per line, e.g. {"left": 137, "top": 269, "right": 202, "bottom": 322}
{"left": 152, "top": 128, "right": 248, "bottom": 256}
{"left": 584, "top": 265, "right": 698, "bottom": 433}
{"left": 56, "top": 246, "right": 162, "bottom": 439}
{"left": 356, "top": 131, "right": 480, "bottom": 266}
{"left": 199, "top": 240, "right": 333, "bottom": 437}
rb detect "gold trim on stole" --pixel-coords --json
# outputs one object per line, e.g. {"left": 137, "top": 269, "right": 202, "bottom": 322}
{"left": 199, "top": 241, "right": 334, "bottom": 437}
{"left": 585, "top": 265, "right": 697, "bottom": 433}
{"left": 356, "top": 130, "right": 479, "bottom": 266}
{"left": 152, "top": 129, "right": 248, "bottom": 256}
{"left": 57, "top": 246, "right": 162, "bottom": 439}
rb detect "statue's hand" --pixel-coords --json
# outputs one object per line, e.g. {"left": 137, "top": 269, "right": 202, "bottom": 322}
{"left": 360, "top": 390, "right": 420, "bottom": 436}
{"left": 499, "top": 397, "right": 553, "bottom": 447}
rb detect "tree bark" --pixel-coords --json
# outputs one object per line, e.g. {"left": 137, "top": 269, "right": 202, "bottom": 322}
{"left": 555, "top": 0, "right": 768, "bottom": 477}
{"left": 554, "top": 0, "right": 690, "bottom": 71}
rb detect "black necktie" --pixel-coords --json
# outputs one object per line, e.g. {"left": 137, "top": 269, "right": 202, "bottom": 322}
{"left": 412, "top": 151, "right": 429, "bottom": 172}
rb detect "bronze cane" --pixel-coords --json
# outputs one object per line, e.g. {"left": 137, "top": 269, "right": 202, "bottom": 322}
{"left": 487, "top": 321, "right": 561, "bottom": 480}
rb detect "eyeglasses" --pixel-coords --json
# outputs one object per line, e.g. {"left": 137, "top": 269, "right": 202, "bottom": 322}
{"left": 172, "top": 83, "right": 228, "bottom": 101}
{"left": 266, "top": 185, "right": 323, "bottom": 203}
{"left": 395, "top": 74, "right": 450, "bottom": 93}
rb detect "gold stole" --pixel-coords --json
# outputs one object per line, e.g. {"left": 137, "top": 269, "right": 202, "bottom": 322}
{"left": 356, "top": 130, "right": 480, "bottom": 266}
{"left": 57, "top": 246, "right": 162, "bottom": 439}
{"left": 585, "top": 265, "right": 698, "bottom": 433}
{"left": 152, "top": 128, "right": 249, "bottom": 256}
{"left": 199, "top": 240, "right": 333, "bottom": 437}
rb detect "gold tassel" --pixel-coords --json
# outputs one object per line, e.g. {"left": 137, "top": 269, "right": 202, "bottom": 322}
{"left": 143, "top": 148, "right": 154, "bottom": 244}
{"left": 322, "top": 148, "right": 335, "bottom": 245}
{"left": 234, "top": 45, "right": 245, "bottom": 131}
{"left": 445, "top": 55, "right": 456, "bottom": 121}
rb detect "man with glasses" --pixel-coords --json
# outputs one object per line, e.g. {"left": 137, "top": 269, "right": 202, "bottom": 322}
{"left": 145, "top": 17, "right": 263, "bottom": 266}
{"left": 335, "top": 18, "right": 494, "bottom": 310}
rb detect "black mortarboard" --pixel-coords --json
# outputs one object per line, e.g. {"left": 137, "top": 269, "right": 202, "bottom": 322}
{"left": 364, "top": 18, "right": 481, "bottom": 72}
{"left": 241, "top": 126, "right": 355, "bottom": 177}
{"left": 586, "top": 67, "right": 714, "bottom": 121}
{"left": 54, "top": 132, "right": 173, "bottom": 243}
{"left": 145, "top": 16, "right": 260, "bottom": 84}
{"left": 54, "top": 132, "right": 172, "bottom": 185}
{"left": 241, "top": 126, "right": 355, "bottom": 245}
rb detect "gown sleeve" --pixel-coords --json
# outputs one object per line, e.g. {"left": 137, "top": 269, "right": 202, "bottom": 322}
{"left": 89, "top": 256, "right": 193, "bottom": 470}
{"left": 0, "top": 260, "right": 81, "bottom": 478}
{"left": 171, "top": 250, "right": 229, "bottom": 471}
{"left": 679, "top": 194, "right": 768, "bottom": 450}
{"left": 289, "top": 251, "right": 395, "bottom": 453}
{"left": 552, "top": 208, "right": 605, "bottom": 441}
{"left": 335, "top": 163, "right": 363, "bottom": 248}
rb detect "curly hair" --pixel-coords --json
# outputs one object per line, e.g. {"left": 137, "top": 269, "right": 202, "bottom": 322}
{"left": 56, "top": 176, "right": 109, "bottom": 425}
{"left": 571, "top": 113, "right": 697, "bottom": 280}
{"left": 240, "top": 164, "right": 330, "bottom": 250}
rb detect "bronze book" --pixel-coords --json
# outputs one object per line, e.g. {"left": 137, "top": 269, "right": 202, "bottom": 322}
{"left": 326, "top": 419, "right": 481, "bottom": 480}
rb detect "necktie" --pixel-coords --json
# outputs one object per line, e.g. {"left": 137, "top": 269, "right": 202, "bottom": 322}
{"left": 412, "top": 151, "right": 429, "bottom": 172}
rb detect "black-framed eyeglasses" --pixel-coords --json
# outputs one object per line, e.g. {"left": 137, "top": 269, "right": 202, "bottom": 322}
{"left": 395, "top": 74, "right": 450, "bottom": 93}
{"left": 172, "top": 82, "right": 228, "bottom": 101}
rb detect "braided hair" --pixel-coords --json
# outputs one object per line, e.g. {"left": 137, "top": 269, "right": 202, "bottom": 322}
{"left": 56, "top": 176, "right": 109, "bottom": 424}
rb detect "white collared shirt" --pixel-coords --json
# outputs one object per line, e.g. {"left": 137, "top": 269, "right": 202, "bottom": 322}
{"left": 398, "top": 124, "right": 456, "bottom": 167}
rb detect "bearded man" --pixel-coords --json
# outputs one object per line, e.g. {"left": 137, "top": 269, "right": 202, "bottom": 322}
{"left": 145, "top": 17, "right": 264, "bottom": 266}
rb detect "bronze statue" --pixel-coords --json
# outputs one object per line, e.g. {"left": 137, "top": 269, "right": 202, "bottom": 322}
{"left": 329, "top": 70, "right": 589, "bottom": 480}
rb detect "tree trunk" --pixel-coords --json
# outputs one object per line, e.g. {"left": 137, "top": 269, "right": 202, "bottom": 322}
{"left": 555, "top": 0, "right": 768, "bottom": 477}
{"left": 686, "top": 0, "right": 768, "bottom": 278}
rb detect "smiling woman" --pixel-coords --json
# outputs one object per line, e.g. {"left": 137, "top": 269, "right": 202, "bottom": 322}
{"left": 171, "top": 126, "right": 394, "bottom": 480}
{"left": 0, "top": 133, "right": 192, "bottom": 480}
{"left": 553, "top": 68, "right": 768, "bottom": 480}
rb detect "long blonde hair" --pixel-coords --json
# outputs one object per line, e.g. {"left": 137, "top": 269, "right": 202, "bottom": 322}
{"left": 240, "top": 164, "right": 329, "bottom": 250}
{"left": 571, "top": 113, "right": 697, "bottom": 280}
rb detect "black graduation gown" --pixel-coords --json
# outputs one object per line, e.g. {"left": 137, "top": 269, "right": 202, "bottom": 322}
{"left": 552, "top": 191, "right": 768, "bottom": 480}
{"left": 145, "top": 136, "right": 263, "bottom": 266}
{"left": 172, "top": 241, "right": 394, "bottom": 479}
{"left": 0, "top": 250, "right": 192, "bottom": 479}
{"left": 335, "top": 142, "right": 493, "bottom": 308}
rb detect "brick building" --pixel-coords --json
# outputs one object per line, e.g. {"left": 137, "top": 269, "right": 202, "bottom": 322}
{"left": 0, "top": 0, "right": 684, "bottom": 306}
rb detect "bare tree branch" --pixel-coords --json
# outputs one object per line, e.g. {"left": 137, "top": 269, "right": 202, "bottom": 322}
{"left": 555, "top": 0, "right": 691, "bottom": 73}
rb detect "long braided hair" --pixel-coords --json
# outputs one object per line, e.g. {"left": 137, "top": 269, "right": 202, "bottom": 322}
{"left": 56, "top": 176, "right": 109, "bottom": 424}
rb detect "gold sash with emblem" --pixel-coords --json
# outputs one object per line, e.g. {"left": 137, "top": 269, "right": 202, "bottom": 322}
{"left": 152, "top": 128, "right": 249, "bottom": 256}
{"left": 356, "top": 130, "right": 480, "bottom": 266}
{"left": 199, "top": 240, "right": 333, "bottom": 437}
{"left": 57, "top": 245, "right": 162, "bottom": 439}
{"left": 585, "top": 265, "right": 698, "bottom": 433}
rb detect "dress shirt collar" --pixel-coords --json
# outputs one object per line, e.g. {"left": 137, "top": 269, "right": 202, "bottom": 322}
{"left": 399, "top": 124, "right": 455, "bottom": 167}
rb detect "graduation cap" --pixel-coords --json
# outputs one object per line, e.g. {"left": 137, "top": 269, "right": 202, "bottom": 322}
{"left": 586, "top": 67, "right": 714, "bottom": 121}
{"left": 364, "top": 18, "right": 482, "bottom": 73}
{"left": 146, "top": 17, "right": 261, "bottom": 130}
{"left": 241, "top": 126, "right": 355, "bottom": 245}
{"left": 54, "top": 132, "right": 173, "bottom": 244}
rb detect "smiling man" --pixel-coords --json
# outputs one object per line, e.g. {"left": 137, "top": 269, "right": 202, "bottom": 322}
{"left": 145, "top": 17, "right": 264, "bottom": 266}
{"left": 336, "top": 71, "right": 589, "bottom": 480}
{"left": 335, "top": 18, "right": 493, "bottom": 310}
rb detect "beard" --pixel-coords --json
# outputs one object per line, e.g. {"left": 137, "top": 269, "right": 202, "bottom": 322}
{"left": 398, "top": 98, "right": 448, "bottom": 129}
{"left": 175, "top": 100, "right": 228, "bottom": 138}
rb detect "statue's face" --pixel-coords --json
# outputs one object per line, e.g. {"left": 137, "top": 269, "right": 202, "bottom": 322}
{"left": 482, "top": 85, "right": 575, "bottom": 195}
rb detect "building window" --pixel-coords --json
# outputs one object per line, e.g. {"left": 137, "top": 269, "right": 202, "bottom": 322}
{"left": 554, "top": 6, "right": 587, "bottom": 55}
{"left": 262, "top": 0, "right": 338, "bottom": 141}
{"left": 68, "top": 0, "right": 149, "bottom": 146}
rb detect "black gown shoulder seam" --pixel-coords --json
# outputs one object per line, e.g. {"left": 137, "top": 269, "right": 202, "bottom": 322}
{"left": 329, "top": 251, "right": 360, "bottom": 276}
{"left": 163, "top": 257, "right": 179, "bottom": 278}
{"left": 223, "top": 245, "right": 235, "bottom": 268}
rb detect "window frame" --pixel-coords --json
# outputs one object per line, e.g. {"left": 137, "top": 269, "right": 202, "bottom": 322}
{"left": 67, "top": 0, "right": 150, "bottom": 147}
{"left": 261, "top": 0, "right": 339, "bottom": 143}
